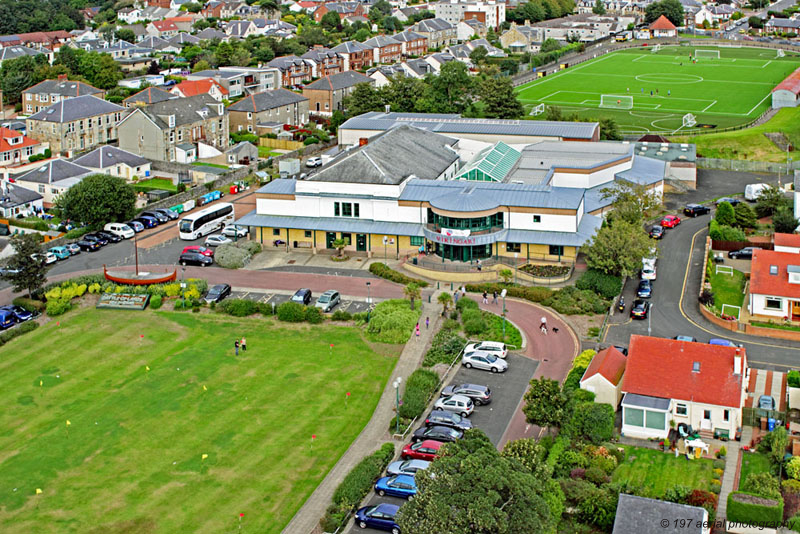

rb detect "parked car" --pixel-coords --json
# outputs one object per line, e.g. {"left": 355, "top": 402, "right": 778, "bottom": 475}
{"left": 386, "top": 459, "right": 430, "bottom": 477}
{"left": 84, "top": 233, "right": 109, "bottom": 246}
{"left": 104, "top": 222, "right": 135, "bottom": 239}
{"left": 142, "top": 211, "right": 168, "bottom": 223}
{"left": 709, "top": 338, "right": 739, "bottom": 347}
{"left": 425, "top": 409, "right": 473, "bottom": 431}
{"left": 636, "top": 279, "right": 653, "bottom": 299}
{"left": 127, "top": 220, "right": 145, "bottom": 232}
{"left": 630, "top": 300, "right": 649, "bottom": 319}
{"left": 649, "top": 225, "right": 664, "bottom": 239}
{"left": 179, "top": 252, "right": 213, "bottom": 267}
{"left": 315, "top": 290, "right": 340, "bottom": 312}
{"left": 758, "top": 395, "right": 776, "bottom": 410}
{"left": 375, "top": 474, "right": 417, "bottom": 499}
{"left": 661, "top": 215, "right": 681, "bottom": 228}
{"left": 440, "top": 383, "right": 492, "bottom": 405}
{"left": 0, "top": 309, "right": 14, "bottom": 329}
{"left": 0, "top": 267, "right": 20, "bottom": 277}
{"left": 48, "top": 246, "right": 71, "bottom": 260}
{"left": 401, "top": 440, "right": 443, "bottom": 461}
{"left": 77, "top": 238, "right": 101, "bottom": 252}
{"left": 97, "top": 231, "right": 122, "bottom": 243}
{"left": 132, "top": 216, "right": 157, "bottom": 229}
{"left": 641, "top": 264, "right": 656, "bottom": 281}
{"left": 674, "top": 335, "right": 697, "bottom": 342}
{"left": 433, "top": 394, "right": 474, "bottom": 417}
{"left": 183, "top": 245, "right": 214, "bottom": 257}
{"left": 291, "top": 288, "right": 312, "bottom": 305}
{"left": 204, "top": 234, "right": 232, "bottom": 247}
{"left": 464, "top": 340, "right": 508, "bottom": 359}
{"left": 715, "top": 197, "right": 741, "bottom": 207}
{"left": 683, "top": 204, "right": 710, "bottom": 217}
{"left": 728, "top": 247, "right": 760, "bottom": 260}
{"left": 65, "top": 243, "right": 81, "bottom": 255}
{"left": 355, "top": 503, "right": 401, "bottom": 534}
{"left": 154, "top": 208, "right": 179, "bottom": 220}
{"left": 204, "top": 284, "right": 231, "bottom": 303}
{"left": 33, "top": 252, "right": 57, "bottom": 265}
{"left": 306, "top": 156, "right": 322, "bottom": 168}
{"left": 222, "top": 224, "right": 248, "bottom": 238}
{"left": 1, "top": 305, "right": 34, "bottom": 322}
{"left": 412, "top": 425, "right": 463, "bottom": 444}
{"left": 613, "top": 345, "right": 628, "bottom": 356}
{"left": 462, "top": 351, "right": 508, "bottom": 373}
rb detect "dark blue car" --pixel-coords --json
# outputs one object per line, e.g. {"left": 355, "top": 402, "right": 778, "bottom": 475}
{"left": 1, "top": 305, "right": 33, "bottom": 322}
{"left": 375, "top": 474, "right": 417, "bottom": 499}
{"left": 0, "top": 309, "right": 14, "bottom": 329}
{"left": 637, "top": 279, "right": 652, "bottom": 299}
{"left": 355, "top": 503, "right": 400, "bottom": 533}
{"left": 133, "top": 216, "right": 157, "bottom": 229}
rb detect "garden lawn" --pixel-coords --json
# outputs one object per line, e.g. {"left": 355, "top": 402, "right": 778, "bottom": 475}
{"left": 707, "top": 264, "right": 746, "bottom": 316}
{"left": 258, "top": 146, "right": 282, "bottom": 158}
{"left": 613, "top": 445, "right": 715, "bottom": 495}
{"left": 739, "top": 452, "right": 773, "bottom": 485}
{"left": 481, "top": 311, "right": 523, "bottom": 349}
{"left": 0, "top": 308, "right": 396, "bottom": 534}
{"left": 133, "top": 178, "right": 177, "bottom": 193}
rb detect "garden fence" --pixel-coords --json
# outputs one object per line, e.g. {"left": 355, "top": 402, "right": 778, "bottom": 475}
{"left": 697, "top": 157, "right": 800, "bottom": 173}
{"left": 742, "top": 406, "right": 786, "bottom": 428}
{"left": 711, "top": 240, "right": 774, "bottom": 252}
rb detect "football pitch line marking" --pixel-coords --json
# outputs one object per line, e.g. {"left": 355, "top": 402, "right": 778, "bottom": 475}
{"left": 762, "top": 60, "right": 772, "bottom": 68}
{"left": 746, "top": 92, "right": 772, "bottom": 116}
{"left": 702, "top": 100, "right": 717, "bottom": 112}
{"left": 516, "top": 53, "right": 614, "bottom": 90}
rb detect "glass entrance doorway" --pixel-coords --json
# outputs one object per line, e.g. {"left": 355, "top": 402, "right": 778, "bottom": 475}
{"left": 435, "top": 243, "right": 492, "bottom": 262}
{"left": 356, "top": 234, "right": 367, "bottom": 251}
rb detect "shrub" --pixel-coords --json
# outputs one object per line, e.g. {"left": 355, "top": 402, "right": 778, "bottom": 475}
{"left": 563, "top": 365, "right": 588, "bottom": 392}
{"left": 46, "top": 299, "right": 72, "bottom": 316}
{"left": 0, "top": 320, "right": 39, "bottom": 346}
{"left": 423, "top": 326, "right": 466, "bottom": 367}
{"left": 12, "top": 297, "right": 45, "bottom": 313}
{"left": 303, "top": 136, "right": 319, "bottom": 145}
{"left": 464, "top": 283, "right": 553, "bottom": 304}
{"left": 564, "top": 402, "right": 615, "bottom": 444}
{"left": 713, "top": 459, "right": 726, "bottom": 470}
{"left": 173, "top": 299, "right": 186, "bottom": 310}
{"left": 88, "top": 283, "right": 101, "bottom": 294}
{"left": 788, "top": 457, "right": 800, "bottom": 480}
{"left": 741, "top": 473, "right": 781, "bottom": 500}
{"left": 398, "top": 369, "right": 439, "bottom": 419}
{"left": 577, "top": 486, "right": 618, "bottom": 530}
{"left": 546, "top": 436, "right": 569, "bottom": 471}
{"left": 331, "top": 310, "right": 352, "bottom": 321}
{"left": 574, "top": 349, "right": 596, "bottom": 369}
{"left": 727, "top": 491, "right": 782, "bottom": 525}
{"left": 570, "top": 468, "right": 586, "bottom": 479}
{"left": 368, "top": 262, "right": 429, "bottom": 287}
{"left": 589, "top": 452, "right": 617, "bottom": 475}
{"left": 277, "top": 301, "right": 306, "bottom": 322}
{"left": 784, "top": 479, "right": 800, "bottom": 494}
{"left": 560, "top": 477, "right": 597, "bottom": 507}
{"left": 584, "top": 466, "right": 608, "bottom": 486}
{"left": 717, "top": 445, "right": 727, "bottom": 458}
{"left": 664, "top": 485, "right": 692, "bottom": 504}
{"left": 555, "top": 449, "right": 589, "bottom": 478}
{"left": 366, "top": 299, "right": 420, "bottom": 344}
{"left": 215, "top": 244, "right": 249, "bottom": 269}
{"left": 218, "top": 299, "right": 258, "bottom": 317}
{"left": 543, "top": 286, "right": 608, "bottom": 315}
{"left": 305, "top": 306, "right": 323, "bottom": 324}
{"left": 463, "top": 316, "right": 487, "bottom": 336}
{"left": 456, "top": 298, "right": 479, "bottom": 312}
{"left": 576, "top": 269, "right": 623, "bottom": 299}
{"left": 789, "top": 370, "right": 800, "bottom": 388}
{"left": 571, "top": 388, "right": 595, "bottom": 405}
{"left": 150, "top": 295, "right": 163, "bottom": 309}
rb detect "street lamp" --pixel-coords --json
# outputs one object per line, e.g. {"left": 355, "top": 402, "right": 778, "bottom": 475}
{"left": 514, "top": 253, "right": 518, "bottom": 285}
{"left": 393, "top": 377, "right": 403, "bottom": 434}
{"left": 648, "top": 303, "right": 654, "bottom": 337}
{"left": 501, "top": 288, "right": 507, "bottom": 340}
{"left": 383, "top": 236, "right": 388, "bottom": 263}
{"left": 366, "top": 281, "right": 371, "bottom": 304}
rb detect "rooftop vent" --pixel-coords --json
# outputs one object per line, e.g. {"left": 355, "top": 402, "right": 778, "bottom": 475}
{"left": 692, "top": 361, "right": 701, "bottom": 373}
{"left": 770, "top": 265, "right": 778, "bottom": 275}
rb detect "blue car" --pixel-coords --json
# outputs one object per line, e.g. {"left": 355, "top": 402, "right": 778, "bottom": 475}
{"left": 355, "top": 503, "right": 401, "bottom": 533}
{"left": 636, "top": 279, "right": 652, "bottom": 299}
{"left": 2, "top": 305, "right": 34, "bottom": 322}
{"left": 127, "top": 220, "right": 145, "bottom": 233}
{"left": 709, "top": 338, "right": 738, "bottom": 347}
{"left": 375, "top": 474, "right": 417, "bottom": 500}
{"left": 134, "top": 216, "right": 158, "bottom": 228}
{"left": 0, "top": 309, "right": 14, "bottom": 329}
{"left": 48, "top": 246, "right": 71, "bottom": 260}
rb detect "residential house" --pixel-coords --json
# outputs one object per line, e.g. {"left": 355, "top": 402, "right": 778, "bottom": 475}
{"left": 367, "top": 64, "right": 406, "bottom": 87}
{"left": 268, "top": 55, "right": 314, "bottom": 87}
{"left": 649, "top": 15, "right": 677, "bottom": 37}
{"left": 195, "top": 28, "right": 229, "bottom": 41}
{"left": 187, "top": 66, "right": 281, "bottom": 97}
{"left": 146, "top": 0, "right": 171, "bottom": 8}
{"left": 139, "top": 36, "right": 171, "bottom": 52}
{"left": 447, "top": 38, "right": 505, "bottom": 61}
{"left": 226, "top": 20, "right": 259, "bottom": 39}
{"left": 26, "top": 95, "right": 125, "bottom": 155}
{"left": 425, "top": 52, "right": 456, "bottom": 72}
{"left": 303, "top": 70, "right": 373, "bottom": 115}
{"left": 227, "top": 88, "right": 309, "bottom": 133}
{"left": 201, "top": 1, "right": 225, "bottom": 18}
{"left": 117, "top": 74, "right": 165, "bottom": 91}
{"left": 312, "top": 2, "right": 364, "bottom": 22}
{"left": 433, "top": 0, "right": 506, "bottom": 30}
{"left": 168, "top": 32, "right": 201, "bottom": 47}
{"left": 15, "top": 30, "right": 71, "bottom": 49}
{"left": 391, "top": 7, "right": 418, "bottom": 22}
{"left": 579, "top": 346, "right": 627, "bottom": 408}
{"left": 117, "top": 7, "right": 142, "bottom": 23}
{"left": 620, "top": 335, "right": 747, "bottom": 441}
{"left": 343, "top": 14, "right": 369, "bottom": 25}
{"left": 0, "top": 127, "right": 47, "bottom": 169}
{"left": 224, "top": 141, "right": 258, "bottom": 165}
{"left": 403, "top": 57, "right": 436, "bottom": 77}
{"left": 118, "top": 24, "right": 147, "bottom": 41}
{"left": 146, "top": 20, "right": 179, "bottom": 39}
{"left": 392, "top": 30, "right": 428, "bottom": 56}
{"left": 0, "top": 182, "right": 44, "bottom": 219}
{"left": 72, "top": 145, "right": 151, "bottom": 180}
{"left": 500, "top": 22, "right": 542, "bottom": 53}
{"left": 748, "top": 244, "right": 800, "bottom": 321}
{"left": 251, "top": 18, "right": 297, "bottom": 38}
{"left": 765, "top": 16, "right": 800, "bottom": 34}
{"left": 775, "top": 232, "right": 800, "bottom": 253}
{"left": 139, "top": 6, "right": 180, "bottom": 20}
{"left": 331, "top": 40, "right": 373, "bottom": 71}
{"left": 412, "top": 18, "right": 457, "bottom": 48}
{"left": 220, "top": 1, "right": 246, "bottom": 18}
{"left": 117, "top": 94, "right": 229, "bottom": 162}
{"left": 123, "top": 86, "right": 178, "bottom": 108}
{"left": 170, "top": 79, "right": 229, "bottom": 101}
{"left": 0, "top": 46, "right": 45, "bottom": 68}
{"left": 13, "top": 158, "right": 93, "bottom": 207}
{"left": 301, "top": 47, "right": 344, "bottom": 78}
{"left": 363, "top": 35, "right": 403, "bottom": 64}
{"left": 457, "top": 18, "right": 487, "bottom": 40}
{"left": 23, "top": 77, "right": 105, "bottom": 116}
{"left": 613, "top": 495, "right": 710, "bottom": 534}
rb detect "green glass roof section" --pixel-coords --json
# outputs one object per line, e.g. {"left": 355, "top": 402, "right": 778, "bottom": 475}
{"left": 456, "top": 142, "right": 521, "bottom": 182}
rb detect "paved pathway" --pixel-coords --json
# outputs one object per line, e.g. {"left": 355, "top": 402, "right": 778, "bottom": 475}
{"left": 717, "top": 440, "right": 741, "bottom": 522}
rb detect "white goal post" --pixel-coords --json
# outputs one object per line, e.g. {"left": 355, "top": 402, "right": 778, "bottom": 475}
{"left": 652, "top": 44, "right": 661, "bottom": 53}
{"left": 715, "top": 264, "right": 733, "bottom": 276}
{"left": 778, "top": 49, "right": 786, "bottom": 58}
{"left": 599, "top": 94, "right": 633, "bottom": 109}
{"left": 694, "top": 49, "right": 720, "bottom": 59}
{"left": 721, "top": 303, "right": 741, "bottom": 321}
{"left": 683, "top": 113, "right": 697, "bottom": 128}
{"left": 530, "top": 103, "right": 545, "bottom": 116}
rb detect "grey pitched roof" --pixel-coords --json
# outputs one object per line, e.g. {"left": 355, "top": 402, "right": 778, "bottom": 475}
{"left": 613, "top": 494, "right": 706, "bottom": 534}
{"left": 196, "top": 28, "right": 228, "bottom": 40}
{"left": 72, "top": 146, "right": 149, "bottom": 169}
{"left": 227, "top": 88, "right": 307, "bottom": 112}
{"left": 415, "top": 18, "right": 453, "bottom": 32}
{"left": 615, "top": 156, "right": 666, "bottom": 186}
{"left": 307, "top": 125, "right": 459, "bottom": 185}
{"left": 331, "top": 40, "right": 370, "bottom": 53}
{"left": 267, "top": 54, "right": 311, "bottom": 71}
{"left": 304, "top": 70, "right": 372, "bottom": 91}
{"left": 168, "top": 33, "right": 200, "bottom": 46}
{"left": 140, "top": 36, "right": 170, "bottom": 50}
{"left": 25, "top": 79, "right": 102, "bottom": 98}
{"left": 123, "top": 86, "right": 176, "bottom": 106}
{"left": 404, "top": 58, "right": 433, "bottom": 76}
{"left": 0, "top": 45, "right": 42, "bottom": 62}
{"left": 323, "top": 2, "right": 361, "bottom": 13}
{"left": 28, "top": 95, "right": 124, "bottom": 123}
{"left": 0, "top": 182, "right": 42, "bottom": 209}
{"left": 16, "top": 159, "right": 93, "bottom": 184}
{"left": 508, "top": 141, "right": 632, "bottom": 184}
{"left": 392, "top": 30, "right": 425, "bottom": 42}
{"left": 364, "top": 34, "right": 400, "bottom": 48}
{"left": 131, "top": 94, "right": 224, "bottom": 128}
{"left": 237, "top": 210, "right": 425, "bottom": 237}
{"left": 257, "top": 178, "right": 296, "bottom": 194}
{"left": 121, "top": 24, "right": 147, "bottom": 37}
{"left": 301, "top": 47, "right": 341, "bottom": 62}
{"left": 227, "top": 141, "right": 257, "bottom": 154}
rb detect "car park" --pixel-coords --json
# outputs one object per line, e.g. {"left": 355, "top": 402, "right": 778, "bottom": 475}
{"left": 661, "top": 215, "right": 681, "bottom": 228}
{"left": 375, "top": 474, "right": 417, "bottom": 500}
{"left": 0, "top": 309, "right": 14, "bottom": 329}
{"left": 636, "top": 279, "right": 652, "bottom": 299}
{"left": 440, "top": 383, "right": 492, "bottom": 405}
{"left": 464, "top": 340, "right": 508, "bottom": 359}
{"left": 65, "top": 243, "right": 81, "bottom": 255}
{"left": 306, "top": 156, "right": 322, "bottom": 168}
{"left": 127, "top": 220, "right": 145, "bottom": 232}
{"left": 1, "top": 305, "right": 34, "bottom": 322}
{"left": 630, "top": 300, "right": 649, "bottom": 319}
{"left": 401, "top": 440, "right": 443, "bottom": 461}
{"left": 433, "top": 394, "right": 474, "bottom": 417}
{"left": 683, "top": 204, "right": 710, "bottom": 217}
{"left": 674, "top": 335, "right": 697, "bottom": 342}
{"left": 48, "top": 246, "right": 71, "bottom": 260}
{"left": 462, "top": 351, "right": 507, "bottom": 373}
{"left": 77, "top": 238, "right": 101, "bottom": 252}
{"left": 183, "top": 245, "right": 214, "bottom": 257}
{"left": 715, "top": 197, "right": 741, "bottom": 207}
{"left": 104, "top": 223, "right": 135, "bottom": 239}
{"left": 142, "top": 211, "right": 168, "bottom": 223}
{"left": 204, "top": 284, "right": 231, "bottom": 303}
{"left": 179, "top": 252, "right": 213, "bottom": 267}
{"left": 315, "top": 290, "right": 340, "bottom": 312}
{"left": 728, "top": 247, "right": 760, "bottom": 259}
{"left": 204, "top": 234, "right": 232, "bottom": 247}
{"left": 386, "top": 459, "right": 430, "bottom": 477}
{"left": 412, "top": 425, "right": 463, "bottom": 443}
{"left": 424, "top": 409, "right": 473, "bottom": 431}
{"left": 355, "top": 503, "right": 401, "bottom": 534}
{"left": 222, "top": 225, "right": 248, "bottom": 238}
{"left": 641, "top": 264, "right": 656, "bottom": 281}
{"left": 292, "top": 288, "right": 312, "bottom": 305}
{"left": 97, "top": 231, "right": 122, "bottom": 243}
{"left": 649, "top": 225, "right": 664, "bottom": 239}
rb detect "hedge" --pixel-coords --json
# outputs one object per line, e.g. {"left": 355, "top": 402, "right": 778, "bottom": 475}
{"left": 726, "top": 491, "right": 783, "bottom": 525}
{"left": 320, "top": 442, "right": 395, "bottom": 531}
{"left": 150, "top": 295, "right": 163, "bottom": 309}
{"left": 398, "top": 368, "right": 439, "bottom": 419}
{"left": 546, "top": 435, "right": 570, "bottom": 471}
{"left": 423, "top": 323, "right": 466, "bottom": 367}
{"left": 12, "top": 297, "right": 45, "bottom": 313}
{"left": 368, "top": 262, "right": 429, "bottom": 287}
{"left": 218, "top": 298, "right": 259, "bottom": 317}
{"left": 276, "top": 301, "right": 306, "bottom": 322}
{"left": 366, "top": 299, "right": 421, "bottom": 344}
{"left": 576, "top": 270, "right": 623, "bottom": 299}
{"left": 465, "top": 283, "right": 553, "bottom": 304}
{"left": 0, "top": 320, "right": 39, "bottom": 346}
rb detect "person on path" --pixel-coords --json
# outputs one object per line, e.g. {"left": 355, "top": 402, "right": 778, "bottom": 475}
{"left": 477, "top": 259, "right": 482, "bottom": 271}
{"left": 541, "top": 324, "right": 548, "bottom": 335}
{"left": 234, "top": 340, "right": 239, "bottom": 356}
{"left": 415, "top": 323, "right": 420, "bottom": 341}
{"left": 241, "top": 337, "right": 247, "bottom": 352}
{"left": 492, "top": 291, "right": 498, "bottom": 305}
{"left": 454, "top": 290, "right": 460, "bottom": 304}
{"left": 461, "top": 286, "right": 466, "bottom": 299}
{"left": 540, "top": 316, "right": 547, "bottom": 328}
{"left": 667, "top": 89, "right": 671, "bottom": 96}
{"left": 482, "top": 291, "right": 488, "bottom": 304}
{"left": 425, "top": 317, "right": 430, "bottom": 329}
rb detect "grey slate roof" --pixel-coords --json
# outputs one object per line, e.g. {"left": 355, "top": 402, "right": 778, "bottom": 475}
{"left": 392, "top": 30, "right": 426, "bottom": 42}
{"left": 613, "top": 494, "right": 706, "bottom": 534}
{"left": 415, "top": 18, "right": 453, "bottom": 32}
{"left": 16, "top": 159, "right": 93, "bottom": 184}
{"left": 131, "top": 94, "right": 224, "bottom": 129}
{"left": 508, "top": 141, "right": 632, "bottom": 184}
{"left": 331, "top": 40, "right": 370, "bottom": 54}
{"left": 123, "top": 86, "right": 177, "bottom": 106}
{"left": 257, "top": 178, "right": 296, "bottom": 195}
{"left": 307, "top": 125, "right": 458, "bottom": 185}
{"left": 25, "top": 79, "right": 102, "bottom": 98}
{"left": 0, "top": 182, "right": 42, "bottom": 209}
{"left": 615, "top": 156, "right": 666, "bottom": 186}
{"left": 0, "top": 45, "right": 43, "bottom": 62}
{"left": 168, "top": 33, "right": 200, "bottom": 46}
{"left": 304, "top": 70, "right": 372, "bottom": 91}
{"left": 621, "top": 393, "right": 671, "bottom": 410}
{"left": 140, "top": 36, "right": 170, "bottom": 50}
{"left": 404, "top": 58, "right": 434, "bottom": 76}
{"left": 28, "top": 95, "right": 124, "bottom": 123}
{"left": 228, "top": 88, "right": 307, "bottom": 112}
{"left": 196, "top": 28, "right": 228, "bottom": 40}
{"left": 236, "top": 211, "right": 425, "bottom": 236}
{"left": 301, "top": 47, "right": 341, "bottom": 62}
{"left": 72, "top": 146, "right": 149, "bottom": 169}
{"left": 364, "top": 34, "right": 400, "bottom": 48}
{"left": 267, "top": 54, "right": 311, "bottom": 71}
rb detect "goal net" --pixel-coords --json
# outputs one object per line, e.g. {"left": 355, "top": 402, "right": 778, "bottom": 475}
{"left": 683, "top": 113, "right": 697, "bottom": 128}
{"left": 694, "top": 49, "right": 720, "bottom": 59}
{"left": 599, "top": 95, "right": 633, "bottom": 109}
{"left": 530, "top": 103, "right": 545, "bottom": 116}
{"left": 778, "top": 49, "right": 786, "bottom": 58}
{"left": 651, "top": 44, "right": 661, "bottom": 53}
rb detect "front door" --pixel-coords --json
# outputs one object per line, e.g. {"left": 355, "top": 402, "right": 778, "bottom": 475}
{"left": 356, "top": 234, "right": 367, "bottom": 252}
{"left": 793, "top": 301, "right": 800, "bottom": 321}
{"left": 325, "top": 232, "right": 336, "bottom": 249}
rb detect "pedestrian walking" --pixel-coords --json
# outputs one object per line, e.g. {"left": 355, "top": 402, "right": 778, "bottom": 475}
{"left": 482, "top": 291, "right": 488, "bottom": 304}
{"left": 540, "top": 324, "right": 548, "bottom": 335}
{"left": 477, "top": 259, "right": 482, "bottom": 271}
{"left": 650, "top": 90, "right": 653, "bottom": 96}
{"left": 667, "top": 89, "right": 671, "bottom": 96}
{"left": 454, "top": 290, "right": 460, "bottom": 304}
{"left": 425, "top": 317, "right": 430, "bottom": 329}
{"left": 241, "top": 337, "right": 247, "bottom": 352}
{"left": 540, "top": 316, "right": 547, "bottom": 328}
{"left": 415, "top": 322, "right": 420, "bottom": 341}
{"left": 492, "top": 291, "right": 498, "bottom": 305}
{"left": 234, "top": 339, "right": 239, "bottom": 356}
{"left": 461, "top": 286, "right": 466, "bottom": 299}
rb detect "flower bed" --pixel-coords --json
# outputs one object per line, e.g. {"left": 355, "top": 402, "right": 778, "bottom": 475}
{"left": 519, "top": 264, "right": 571, "bottom": 277}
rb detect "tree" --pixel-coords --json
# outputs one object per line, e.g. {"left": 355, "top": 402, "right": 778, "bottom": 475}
{"left": 115, "top": 28, "right": 136, "bottom": 43}
{"left": 564, "top": 402, "right": 615, "bottom": 444}
{"left": 715, "top": 201, "right": 736, "bottom": 227}
{"left": 544, "top": 105, "right": 563, "bottom": 121}
{"left": 383, "top": 76, "right": 427, "bottom": 113}
{"left": 501, "top": 438, "right": 551, "bottom": 479}
{"left": 426, "top": 61, "right": 474, "bottom": 114}
{"left": 396, "top": 430, "right": 556, "bottom": 534}
{"left": 192, "top": 59, "right": 211, "bottom": 73}
{"left": 748, "top": 15, "right": 764, "bottom": 29}
{"left": 437, "top": 292, "right": 452, "bottom": 316}
{"left": 480, "top": 76, "right": 524, "bottom": 119}
{"left": 382, "top": 16, "right": 401, "bottom": 31}
{"left": 320, "top": 10, "right": 341, "bottom": 31}
{"left": 734, "top": 201, "right": 758, "bottom": 229}
{"left": 331, "top": 237, "right": 347, "bottom": 257}
{"left": 498, "top": 268, "right": 513, "bottom": 283}
{"left": 540, "top": 38, "right": 561, "bottom": 53}
{"left": 404, "top": 283, "right": 421, "bottom": 310}
{"left": 57, "top": 174, "right": 136, "bottom": 229}
{"left": 297, "top": 26, "right": 329, "bottom": 47}
{"left": 583, "top": 220, "right": 653, "bottom": 277}
{"left": 353, "top": 27, "right": 371, "bottom": 41}
{"left": 601, "top": 181, "right": 661, "bottom": 226}
{"left": 343, "top": 82, "right": 384, "bottom": 116}
{"left": 645, "top": 0, "right": 685, "bottom": 26}
{"left": 599, "top": 117, "right": 621, "bottom": 140}
{"left": 522, "top": 377, "right": 571, "bottom": 431}
{"left": 469, "top": 46, "right": 488, "bottom": 64}
{"left": 756, "top": 185, "right": 791, "bottom": 218}
{"left": 4, "top": 233, "right": 48, "bottom": 297}
{"left": 593, "top": 0, "right": 606, "bottom": 13}
{"left": 0, "top": 54, "right": 47, "bottom": 104}
{"left": 369, "top": 0, "right": 392, "bottom": 22}
{"left": 185, "top": 1, "right": 202, "bottom": 12}
{"left": 773, "top": 207, "right": 799, "bottom": 234}
{"left": 758, "top": 427, "right": 789, "bottom": 473}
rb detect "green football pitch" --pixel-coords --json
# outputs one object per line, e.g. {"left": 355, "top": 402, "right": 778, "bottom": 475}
{"left": 515, "top": 45, "right": 800, "bottom": 135}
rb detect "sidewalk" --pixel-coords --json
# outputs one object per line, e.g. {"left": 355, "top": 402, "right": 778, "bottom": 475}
{"left": 280, "top": 295, "right": 443, "bottom": 534}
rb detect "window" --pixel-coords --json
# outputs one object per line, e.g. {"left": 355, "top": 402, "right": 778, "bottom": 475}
{"left": 38, "top": 185, "right": 45, "bottom": 194}
{"left": 645, "top": 410, "right": 666, "bottom": 430}
{"left": 334, "top": 202, "right": 359, "bottom": 217}
{"left": 724, "top": 409, "right": 729, "bottom": 422}
{"left": 765, "top": 298, "right": 783, "bottom": 310}
{"left": 177, "top": 130, "right": 183, "bottom": 141}
{"left": 334, "top": 202, "right": 340, "bottom": 216}
{"left": 533, "top": 215, "right": 541, "bottom": 223}
{"left": 272, "top": 228, "right": 281, "bottom": 236}
{"left": 549, "top": 245, "right": 564, "bottom": 257}
{"left": 410, "top": 236, "right": 424, "bottom": 246}
{"left": 26, "top": 104, "right": 32, "bottom": 113}
{"left": 675, "top": 403, "right": 687, "bottom": 416}
{"left": 624, "top": 407, "right": 644, "bottom": 427}
{"left": 304, "top": 230, "right": 312, "bottom": 238}
{"left": 507, "top": 242, "right": 521, "bottom": 253}
{"left": 342, "top": 203, "right": 352, "bottom": 217}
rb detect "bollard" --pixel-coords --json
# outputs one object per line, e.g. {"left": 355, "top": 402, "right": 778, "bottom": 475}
{"left": 437, "top": 282, "right": 440, "bottom": 289}
{"left": 428, "top": 294, "right": 431, "bottom": 303}
{"left": 450, "top": 282, "right": 453, "bottom": 291}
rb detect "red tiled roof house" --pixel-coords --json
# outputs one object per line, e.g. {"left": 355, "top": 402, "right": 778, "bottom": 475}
{"left": 749, "top": 246, "right": 800, "bottom": 321}
{"left": 579, "top": 347, "right": 627, "bottom": 408}
{"left": 621, "top": 335, "right": 747, "bottom": 440}
{"left": 649, "top": 15, "right": 677, "bottom": 38}
{"left": 170, "top": 79, "right": 229, "bottom": 101}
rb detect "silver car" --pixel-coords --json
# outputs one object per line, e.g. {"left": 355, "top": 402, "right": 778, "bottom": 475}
{"left": 315, "top": 290, "right": 340, "bottom": 312}
{"left": 222, "top": 225, "right": 248, "bottom": 238}
{"left": 433, "top": 394, "right": 474, "bottom": 417}
{"left": 462, "top": 350, "right": 508, "bottom": 373}
{"left": 386, "top": 459, "right": 430, "bottom": 477}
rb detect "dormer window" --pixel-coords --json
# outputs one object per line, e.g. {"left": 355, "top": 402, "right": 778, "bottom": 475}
{"left": 692, "top": 362, "right": 700, "bottom": 373}
{"left": 771, "top": 265, "right": 779, "bottom": 275}
{"left": 7, "top": 136, "right": 21, "bottom": 145}
{"left": 789, "top": 265, "right": 800, "bottom": 284}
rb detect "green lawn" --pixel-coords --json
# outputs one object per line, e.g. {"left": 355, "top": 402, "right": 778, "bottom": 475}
{"left": 707, "top": 261, "right": 746, "bottom": 316}
{"left": 516, "top": 45, "right": 800, "bottom": 135}
{"left": 0, "top": 308, "right": 396, "bottom": 533}
{"left": 191, "top": 162, "right": 229, "bottom": 170}
{"left": 258, "top": 146, "right": 281, "bottom": 158}
{"left": 739, "top": 451, "right": 773, "bottom": 486}
{"left": 613, "top": 445, "right": 715, "bottom": 495}
{"left": 133, "top": 178, "right": 177, "bottom": 193}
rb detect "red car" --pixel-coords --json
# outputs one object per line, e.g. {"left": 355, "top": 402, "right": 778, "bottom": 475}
{"left": 661, "top": 215, "right": 681, "bottom": 228}
{"left": 182, "top": 245, "right": 214, "bottom": 257}
{"left": 401, "top": 440, "right": 443, "bottom": 461}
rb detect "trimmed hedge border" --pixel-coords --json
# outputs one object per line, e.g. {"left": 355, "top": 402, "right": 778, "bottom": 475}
{"left": 398, "top": 368, "right": 439, "bottom": 419}
{"left": 726, "top": 491, "right": 783, "bottom": 525}
{"left": 0, "top": 320, "right": 39, "bottom": 346}
{"left": 369, "top": 262, "right": 429, "bottom": 287}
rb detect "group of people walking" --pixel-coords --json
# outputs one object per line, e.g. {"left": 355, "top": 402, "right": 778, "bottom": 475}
{"left": 234, "top": 337, "right": 247, "bottom": 355}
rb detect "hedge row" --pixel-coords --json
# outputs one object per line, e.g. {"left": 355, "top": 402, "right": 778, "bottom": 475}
{"left": 423, "top": 322, "right": 466, "bottom": 367}
{"left": 320, "top": 442, "right": 395, "bottom": 532}
{"left": 368, "top": 262, "right": 429, "bottom": 287}
{"left": 216, "top": 298, "right": 323, "bottom": 323}
{"left": 12, "top": 297, "right": 45, "bottom": 313}
{"left": 0, "top": 320, "right": 39, "bottom": 346}
{"left": 576, "top": 270, "right": 623, "bottom": 299}
{"left": 399, "top": 368, "right": 439, "bottom": 419}
{"left": 726, "top": 491, "right": 783, "bottom": 525}
{"left": 366, "top": 299, "right": 421, "bottom": 344}
{"left": 465, "top": 283, "right": 553, "bottom": 303}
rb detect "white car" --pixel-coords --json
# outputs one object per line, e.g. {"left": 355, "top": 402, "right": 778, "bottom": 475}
{"left": 465, "top": 341, "right": 508, "bottom": 359}
{"left": 204, "top": 234, "right": 232, "bottom": 247}
{"left": 641, "top": 264, "right": 657, "bottom": 281}
{"left": 104, "top": 222, "right": 135, "bottom": 239}
{"left": 222, "top": 225, "right": 248, "bottom": 238}
{"left": 462, "top": 351, "right": 508, "bottom": 373}
{"left": 306, "top": 156, "right": 322, "bottom": 168}
{"left": 434, "top": 394, "right": 474, "bottom": 417}
{"left": 33, "top": 252, "right": 57, "bottom": 265}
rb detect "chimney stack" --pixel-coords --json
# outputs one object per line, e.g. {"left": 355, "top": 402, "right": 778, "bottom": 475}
{"left": 58, "top": 74, "right": 67, "bottom": 81}
{"left": 734, "top": 348, "right": 742, "bottom": 375}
